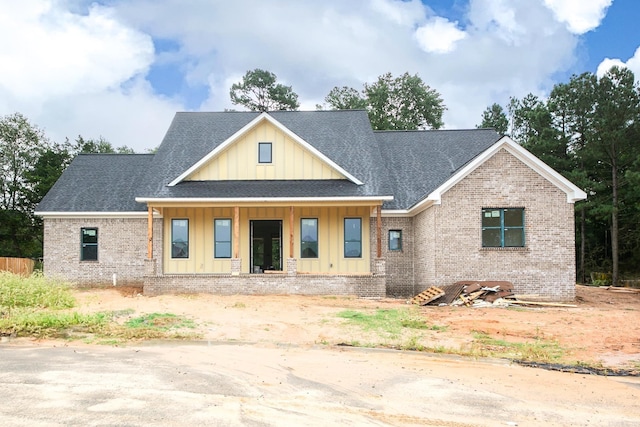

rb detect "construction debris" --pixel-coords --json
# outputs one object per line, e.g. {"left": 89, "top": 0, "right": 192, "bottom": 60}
{"left": 410, "top": 286, "right": 445, "bottom": 305}
{"left": 411, "top": 281, "right": 578, "bottom": 308}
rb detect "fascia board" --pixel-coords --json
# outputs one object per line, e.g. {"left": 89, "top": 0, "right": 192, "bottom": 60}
{"left": 34, "top": 211, "right": 161, "bottom": 219}
{"left": 168, "top": 112, "right": 363, "bottom": 186}
{"left": 135, "top": 196, "right": 393, "bottom": 204}
{"left": 407, "top": 136, "right": 586, "bottom": 213}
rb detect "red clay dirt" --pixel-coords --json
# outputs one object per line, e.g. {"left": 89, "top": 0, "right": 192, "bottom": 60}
{"left": 69, "top": 284, "right": 640, "bottom": 370}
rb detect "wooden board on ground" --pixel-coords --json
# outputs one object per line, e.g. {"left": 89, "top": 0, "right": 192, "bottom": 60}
{"left": 411, "top": 287, "right": 445, "bottom": 305}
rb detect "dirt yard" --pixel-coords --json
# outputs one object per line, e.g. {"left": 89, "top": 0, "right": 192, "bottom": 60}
{"left": 69, "top": 284, "right": 640, "bottom": 371}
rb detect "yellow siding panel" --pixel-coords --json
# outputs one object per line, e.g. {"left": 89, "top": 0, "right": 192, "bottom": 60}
{"left": 185, "top": 120, "right": 346, "bottom": 181}
{"left": 162, "top": 205, "right": 371, "bottom": 274}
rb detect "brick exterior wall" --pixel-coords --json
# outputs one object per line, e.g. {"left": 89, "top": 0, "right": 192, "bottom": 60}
{"left": 144, "top": 273, "right": 385, "bottom": 298}
{"left": 43, "top": 217, "right": 161, "bottom": 286}
{"left": 371, "top": 217, "right": 414, "bottom": 297}
{"left": 413, "top": 149, "right": 576, "bottom": 301}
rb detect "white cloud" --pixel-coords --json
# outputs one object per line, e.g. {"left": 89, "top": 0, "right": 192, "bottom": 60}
{"left": 415, "top": 17, "right": 467, "bottom": 54}
{"left": 0, "top": 1, "right": 153, "bottom": 100}
{"left": 597, "top": 47, "right": 640, "bottom": 79}
{"left": 543, "top": 0, "right": 612, "bottom": 34}
{"left": 0, "top": 0, "right": 597, "bottom": 151}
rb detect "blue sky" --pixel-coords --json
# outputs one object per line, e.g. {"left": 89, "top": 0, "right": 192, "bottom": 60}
{"left": 1, "top": 0, "right": 639, "bottom": 151}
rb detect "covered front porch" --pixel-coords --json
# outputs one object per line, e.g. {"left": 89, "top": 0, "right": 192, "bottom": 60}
{"left": 141, "top": 201, "right": 387, "bottom": 298}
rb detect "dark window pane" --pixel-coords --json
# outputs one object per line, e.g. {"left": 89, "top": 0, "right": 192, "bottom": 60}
{"left": 301, "top": 218, "right": 318, "bottom": 258}
{"left": 344, "top": 218, "right": 361, "bottom": 241}
{"left": 389, "top": 230, "right": 402, "bottom": 251}
{"left": 259, "top": 142, "right": 272, "bottom": 163}
{"left": 82, "top": 228, "right": 98, "bottom": 244}
{"left": 504, "top": 209, "right": 524, "bottom": 227}
{"left": 345, "top": 242, "right": 361, "bottom": 258}
{"left": 482, "top": 228, "right": 501, "bottom": 247}
{"left": 81, "top": 244, "right": 97, "bottom": 261}
{"left": 504, "top": 228, "right": 525, "bottom": 247}
{"left": 482, "top": 209, "right": 501, "bottom": 227}
{"left": 81, "top": 228, "right": 98, "bottom": 261}
{"left": 172, "top": 219, "right": 189, "bottom": 258}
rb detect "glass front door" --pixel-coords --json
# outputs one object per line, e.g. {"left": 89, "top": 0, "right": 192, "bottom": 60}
{"left": 250, "top": 220, "right": 282, "bottom": 272}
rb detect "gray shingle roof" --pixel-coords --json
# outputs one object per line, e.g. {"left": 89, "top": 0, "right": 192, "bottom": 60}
{"left": 36, "top": 111, "right": 502, "bottom": 213}
{"left": 36, "top": 154, "right": 153, "bottom": 212}
{"left": 375, "top": 129, "right": 501, "bottom": 210}
{"left": 154, "top": 180, "right": 373, "bottom": 199}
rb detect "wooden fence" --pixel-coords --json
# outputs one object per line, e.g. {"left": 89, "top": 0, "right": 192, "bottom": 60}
{"left": 0, "top": 257, "right": 35, "bottom": 276}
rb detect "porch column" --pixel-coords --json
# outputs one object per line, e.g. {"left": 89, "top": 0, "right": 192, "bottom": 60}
{"left": 376, "top": 204, "right": 382, "bottom": 259}
{"left": 289, "top": 206, "right": 294, "bottom": 258}
{"left": 147, "top": 205, "right": 153, "bottom": 259}
{"left": 233, "top": 206, "right": 239, "bottom": 258}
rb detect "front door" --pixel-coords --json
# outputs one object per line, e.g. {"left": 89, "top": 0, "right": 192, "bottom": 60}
{"left": 250, "top": 220, "right": 282, "bottom": 273}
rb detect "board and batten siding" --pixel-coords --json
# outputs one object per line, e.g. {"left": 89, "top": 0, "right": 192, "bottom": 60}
{"left": 185, "top": 121, "right": 345, "bottom": 181}
{"left": 162, "top": 206, "right": 370, "bottom": 274}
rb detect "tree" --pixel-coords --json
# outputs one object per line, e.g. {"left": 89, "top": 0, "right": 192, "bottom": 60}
{"left": 324, "top": 86, "right": 367, "bottom": 110}
{"left": 477, "top": 103, "right": 508, "bottom": 135}
{"left": 590, "top": 66, "right": 640, "bottom": 285}
{"left": 0, "top": 113, "right": 48, "bottom": 257}
{"left": 324, "top": 72, "right": 446, "bottom": 130}
{"left": 74, "top": 136, "right": 135, "bottom": 154}
{"left": 230, "top": 69, "right": 299, "bottom": 111}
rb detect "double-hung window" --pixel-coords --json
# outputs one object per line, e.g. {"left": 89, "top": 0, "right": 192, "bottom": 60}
{"left": 344, "top": 218, "right": 362, "bottom": 258}
{"left": 214, "top": 219, "right": 232, "bottom": 258}
{"left": 80, "top": 228, "right": 98, "bottom": 261}
{"left": 481, "top": 208, "right": 525, "bottom": 248}
{"left": 171, "top": 219, "right": 189, "bottom": 258}
{"left": 301, "top": 218, "right": 318, "bottom": 258}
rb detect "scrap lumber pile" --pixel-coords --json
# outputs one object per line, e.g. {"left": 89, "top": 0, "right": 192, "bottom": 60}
{"left": 411, "top": 281, "right": 577, "bottom": 308}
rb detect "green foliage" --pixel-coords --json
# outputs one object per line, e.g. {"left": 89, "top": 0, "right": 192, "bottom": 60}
{"left": 0, "top": 309, "right": 108, "bottom": 338}
{"left": 125, "top": 313, "right": 196, "bottom": 331}
{"left": 470, "top": 331, "right": 564, "bottom": 362}
{"left": 337, "top": 308, "right": 445, "bottom": 338}
{"left": 230, "top": 68, "right": 299, "bottom": 111}
{"left": 477, "top": 103, "right": 508, "bottom": 135}
{"left": 507, "top": 67, "right": 640, "bottom": 282}
{"left": 324, "top": 72, "right": 446, "bottom": 130}
{"left": 324, "top": 86, "right": 367, "bottom": 110}
{"left": 0, "top": 272, "right": 75, "bottom": 309}
{"left": 74, "top": 135, "right": 135, "bottom": 154}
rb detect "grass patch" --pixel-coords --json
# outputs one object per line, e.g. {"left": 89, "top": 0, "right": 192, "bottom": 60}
{"left": 469, "top": 331, "right": 564, "bottom": 362}
{"left": 0, "top": 271, "right": 75, "bottom": 309}
{"left": 0, "top": 273, "right": 200, "bottom": 341}
{"left": 125, "top": 313, "right": 196, "bottom": 330}
{"left": 337, "top": 308, "right": 446, "bottom": 339}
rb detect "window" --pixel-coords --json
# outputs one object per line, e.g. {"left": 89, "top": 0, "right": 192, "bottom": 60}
{"left": 482, "top": 208, "right": 525, "bottom": 248}
{"left": 389, "top": 230, "right": 402, "bottom": 251}
{"left": 301, "top": 218, "right": 318, "bottom": 258}
{"left": 258, "top": 142, "right": 272, "bottom": 163}
{"left": 171, "top": 219, "right": 189, "bottom": 258}
{"left": 214, "top": 219, "right": 232, "bottom": 258}
{"left": 80, "top": 228, "right": 98, "bottom": 261}
{"left": 344, "top": 218, "right": 362, "bottom": 258}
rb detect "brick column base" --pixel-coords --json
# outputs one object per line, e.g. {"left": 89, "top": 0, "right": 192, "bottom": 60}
{"left": 231, "top": 258, "right": 241, "bottom": 275}
{"left": 373, "top": 258, "right": 386, "bottom": 276}
{"left": 286, "top": 258, "right": 297, "bottom": 276}
{"left": 144, "top": 258, "right": 157, "bottom": 276}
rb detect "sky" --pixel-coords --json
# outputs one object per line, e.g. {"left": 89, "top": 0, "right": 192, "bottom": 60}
{"left": 1, "top": 0, "right": 639, "bottom": 152}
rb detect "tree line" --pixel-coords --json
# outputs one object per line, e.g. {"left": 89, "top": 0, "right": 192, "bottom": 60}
{"left": 3, "top": 66, "right": 639, "bottom": 286}
{"left": 479, "top": 66, "right": 640, "bottom": 285}
{"left": 0, "top": 114, "right": 135, "bottom": 258}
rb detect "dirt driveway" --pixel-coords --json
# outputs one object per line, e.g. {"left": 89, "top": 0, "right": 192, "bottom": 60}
{"left": 73, "top": 284, "right": 640, "bottom": 370}
{"left": 2, "top": 285, "right": 640, "bottom": 426}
